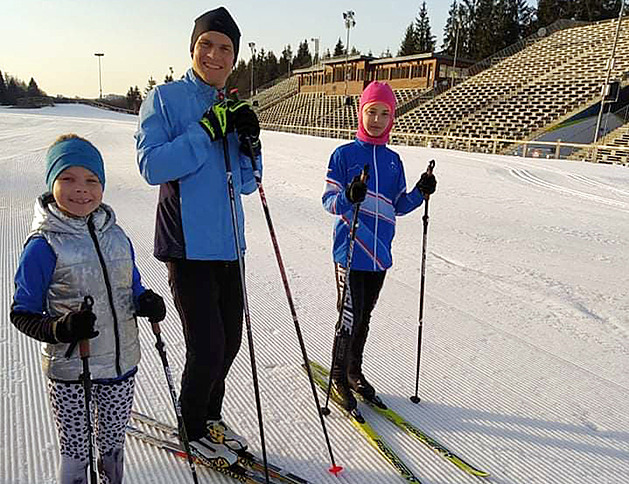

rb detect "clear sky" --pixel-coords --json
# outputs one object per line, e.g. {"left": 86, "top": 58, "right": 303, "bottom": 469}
{"left": 1, "top": 0, "right": 534, "bottom": 99}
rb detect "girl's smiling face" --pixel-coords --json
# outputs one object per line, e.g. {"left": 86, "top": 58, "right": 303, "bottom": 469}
{"left": 52, "top": 166, "right": 103, "bottom": 217}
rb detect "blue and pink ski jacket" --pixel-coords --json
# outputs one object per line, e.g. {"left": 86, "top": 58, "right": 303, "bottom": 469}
{"left": 322, "top": 139, "right": 424, "bottom": 272}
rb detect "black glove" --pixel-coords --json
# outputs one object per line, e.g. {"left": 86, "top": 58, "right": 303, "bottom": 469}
{"left": 228, "top": 99, "right": 261, "bottom": 159}
{"left": 136, "top": 289, "right": 167, "bottom": 323}
{"left": 346, "top": 175, "right": 368, "bottom": 204}
{"left": 199, "top": 102, "right": 233, "bottom": 141}
{"left": 54, "top": 310, "right": 99, "bottom": 344}
{"left": 416, "top": 172, "right": 437, "bottom": 196}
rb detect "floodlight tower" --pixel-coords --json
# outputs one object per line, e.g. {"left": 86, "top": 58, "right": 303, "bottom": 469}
{"left": 343, "top": 11, "right": 356, "bottom": 101}
{"left": 248, "top": 42, "right": 257, "bottom": 97}
{"left": 593, "top": 3, "right": 624, "bottom": 143}
{"left": 94, "top": 53, "right": 104, "bottom": 99}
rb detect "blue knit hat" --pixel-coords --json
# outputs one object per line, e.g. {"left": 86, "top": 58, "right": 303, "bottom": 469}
{"left": 45, "top": 137, "right": 106, "bottom": 191}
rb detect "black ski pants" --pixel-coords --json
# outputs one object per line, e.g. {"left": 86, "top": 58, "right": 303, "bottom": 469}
{"left": 167, "top": 259, "right": 243, "bottom": 441}
{"left": 332, "top": 264, "right": 386, "bottom": 380}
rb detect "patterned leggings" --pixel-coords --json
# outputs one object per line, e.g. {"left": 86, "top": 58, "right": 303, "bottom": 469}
{"left": 48, "top": 375, "right": 135, "bottom": 484}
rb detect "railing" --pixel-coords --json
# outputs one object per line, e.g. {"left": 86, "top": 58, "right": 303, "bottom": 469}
{"left": 55, "top": 97, "right": 137, "bottom": 114}
{"left": 260, "top": 122, "right": 629, "bottom": 165}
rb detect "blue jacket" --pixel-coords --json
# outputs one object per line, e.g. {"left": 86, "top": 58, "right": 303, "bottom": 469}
{"left": 322, "top": 139, "right": 424, "bottom": 271}
{"left": 135, "top": 68, "right": 260, "bottom": 261}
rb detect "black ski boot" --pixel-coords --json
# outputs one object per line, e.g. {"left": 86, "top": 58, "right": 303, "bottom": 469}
{"left": 332, "top": 378, "right": 357, "bottom": 411}
{"left": 348, "top": 372, "right": 376, "bottom": 400}
{"left": 348, "top": 371, "right": 387, "bottom": 409}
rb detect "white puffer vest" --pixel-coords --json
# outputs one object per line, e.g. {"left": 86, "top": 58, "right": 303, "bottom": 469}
{"left": 30, "top": 196, "right": 140, "bottom": 381}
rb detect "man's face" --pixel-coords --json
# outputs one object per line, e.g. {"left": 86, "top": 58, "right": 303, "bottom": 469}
{"left": 192, "top": 31, "right": 235, "bottom": 88}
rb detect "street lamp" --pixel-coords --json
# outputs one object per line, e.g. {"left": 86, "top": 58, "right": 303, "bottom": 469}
{"left": 343, "top": 10, "right": 356, "bottom": 103}
{"left": 593, "top": 3, "right": 624, "bottom": 143}
{"left": 248, "top": 42, "right": 256, "bottom": 98}
{"left": 94, "top": 53, "right": 104, "bottom": 99}
{"left": 451, "top": 2, "right": 460, "bottom": 89}
{"left": 310, "top": 37, "right": 320, "bottom": 66}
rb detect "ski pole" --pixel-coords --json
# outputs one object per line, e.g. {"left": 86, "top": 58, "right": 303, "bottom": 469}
{"left": 323, "top": 164, "right": 370, "bottom": 415}
{"left": 410, "top": 159, "right": 435, "bottom": 404}
{"left": 148, "top": 317, "right": 199, "bottom": 484}
{"left": 78, "top": 295, "right": 98, "bottom": 484}
{"left": 220, "top": 130, "right": 270, "bottom": 484}
{"left": 242, "top": 133, "right": 343, "bottom": 476}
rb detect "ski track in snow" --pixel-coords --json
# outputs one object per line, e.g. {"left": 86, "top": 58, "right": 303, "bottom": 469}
{"left": 1, "top": 106, "right": 628, "bottom": 484}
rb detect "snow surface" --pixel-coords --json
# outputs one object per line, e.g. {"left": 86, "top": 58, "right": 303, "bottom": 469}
{"left": 1, "top": 105, "right": 628, "bottom": 484}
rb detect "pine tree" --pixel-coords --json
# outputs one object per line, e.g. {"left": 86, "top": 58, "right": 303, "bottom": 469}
{"left": 26, "top": 78, "right": 41, "bottom": 97}
{"left": 294, "top": 39, "right": 312, "bottom": 69}
{"left": 334, "top": 38, "right": 345, "bottom": 57}
{"left": 279, "top": 45, "right": 293, "bottom": 75}
{"left": 442, "top": 0, "right": 461, "bottom": 55}
{"left": 227, "top": 59, "right": 250, "bottom": 96}
{"left": 6, "top": 76, "right": 24, "bottom": 105}
{"left": 0, "top": 70, "right": 7, "bottom": 104}
{"left": 164, "top": 67, "right": 174, "bottom": 83}
{"left": 536, "top": 0, "right": 573, "bottom": 26}
{"left": 574, "top": 0, "right": 624, "bottom": 21}
{"left": 399, "top": 23, "right": 418, "bottom": 56}
{"left": 415, "top": 1, "right": 436, "bottom": 53}
{"left": 126, "top": 86, "right": 142, "bottom": 111}
{"left": 458, "top": 0, "right": 477, "bottom": 59}
{"left": 536, "top": 0, "right": 623, "bottom": 27}
{"left": 473, "top": 0, "right": 496, "bottom": 60}
{"left": 144, "top": 76, "right": 156, "bottom": 96}
{"left": 263, "top": 51, "right": 280, "bottom": 84}
{"left": 495, "top": 0, "right": 533, "bottom": 49}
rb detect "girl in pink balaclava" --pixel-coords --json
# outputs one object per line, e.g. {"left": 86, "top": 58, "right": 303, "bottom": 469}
{"left": 322, "top": 81, "right": 437, "bottom": 411}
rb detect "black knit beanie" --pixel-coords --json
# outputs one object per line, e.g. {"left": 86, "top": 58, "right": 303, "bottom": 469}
{"left": 190, "top": 7, "right": 240, "bottom": 63}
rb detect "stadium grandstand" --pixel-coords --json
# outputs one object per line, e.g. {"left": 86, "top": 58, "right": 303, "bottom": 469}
{"left": 253, "top": 17, "right": 629, "bottom": 165}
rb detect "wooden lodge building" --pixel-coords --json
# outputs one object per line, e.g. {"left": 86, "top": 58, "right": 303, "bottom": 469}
{"left": 293, "top": 53, "right": 474, "bottom": 95}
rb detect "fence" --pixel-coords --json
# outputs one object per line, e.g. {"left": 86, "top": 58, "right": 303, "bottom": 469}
{"left": 260, "top": 122, "right": 629, "bottom": 165}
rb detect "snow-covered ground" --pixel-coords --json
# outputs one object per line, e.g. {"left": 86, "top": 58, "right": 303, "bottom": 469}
{"left": 1, "top": 105, "right": 628, "bottom": 484}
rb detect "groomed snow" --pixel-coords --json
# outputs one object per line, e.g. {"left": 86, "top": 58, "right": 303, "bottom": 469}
{"left": 1, "top": 105, "right": 628, "bottom": 484}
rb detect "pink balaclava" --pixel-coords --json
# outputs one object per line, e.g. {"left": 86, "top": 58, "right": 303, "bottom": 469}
{"left": 356, "top": 81, "right": 397, "bottom": 145}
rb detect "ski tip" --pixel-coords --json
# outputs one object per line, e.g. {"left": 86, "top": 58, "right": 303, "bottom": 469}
{"left": 328, "top": 465, "right": 344, "bottom": 476}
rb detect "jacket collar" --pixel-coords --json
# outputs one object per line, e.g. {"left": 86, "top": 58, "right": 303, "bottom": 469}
{"left": 354, "top": 138, "right": 385, "bottom": 150}
{"left": 31, "top": 193, "right": 115, "bottom": 236}
{"left": 186, "top": 68, "right": 222, "bottom": 104}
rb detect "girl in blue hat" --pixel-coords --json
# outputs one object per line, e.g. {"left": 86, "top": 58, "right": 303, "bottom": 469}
{"left": 11, "top": 134, "right": 167, "bottom": 484}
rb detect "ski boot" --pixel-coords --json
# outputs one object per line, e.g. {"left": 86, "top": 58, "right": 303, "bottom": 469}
{"left": 206, "top": 419, "right": 249, "bottom": 453}
{"left": 348, "top": 372, "right": 387, "bottom": 409}
{"left": 332, "top": 378, "right": 357, "bottom": 412}
{"left": 189, "top": 434, "right": 238, "bottom": 468}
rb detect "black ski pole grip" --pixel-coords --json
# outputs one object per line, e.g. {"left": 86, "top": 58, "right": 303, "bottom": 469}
{"left": 78, "top": 295, "right": 94, "bottom": 358}
{"left": 64, "top": 295, "right": 94, "bottom": 358}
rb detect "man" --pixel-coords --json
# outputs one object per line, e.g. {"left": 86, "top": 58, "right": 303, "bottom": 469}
{"left": 135, "top": 7, "right": 261, "bottom": 463}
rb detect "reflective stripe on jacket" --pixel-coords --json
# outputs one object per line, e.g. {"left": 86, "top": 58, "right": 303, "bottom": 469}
{"left": 135, "top": 68, "right": 260, "bottom": 261}
{"left": 322, "top": 139, "right": 423, "bottom": 271}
